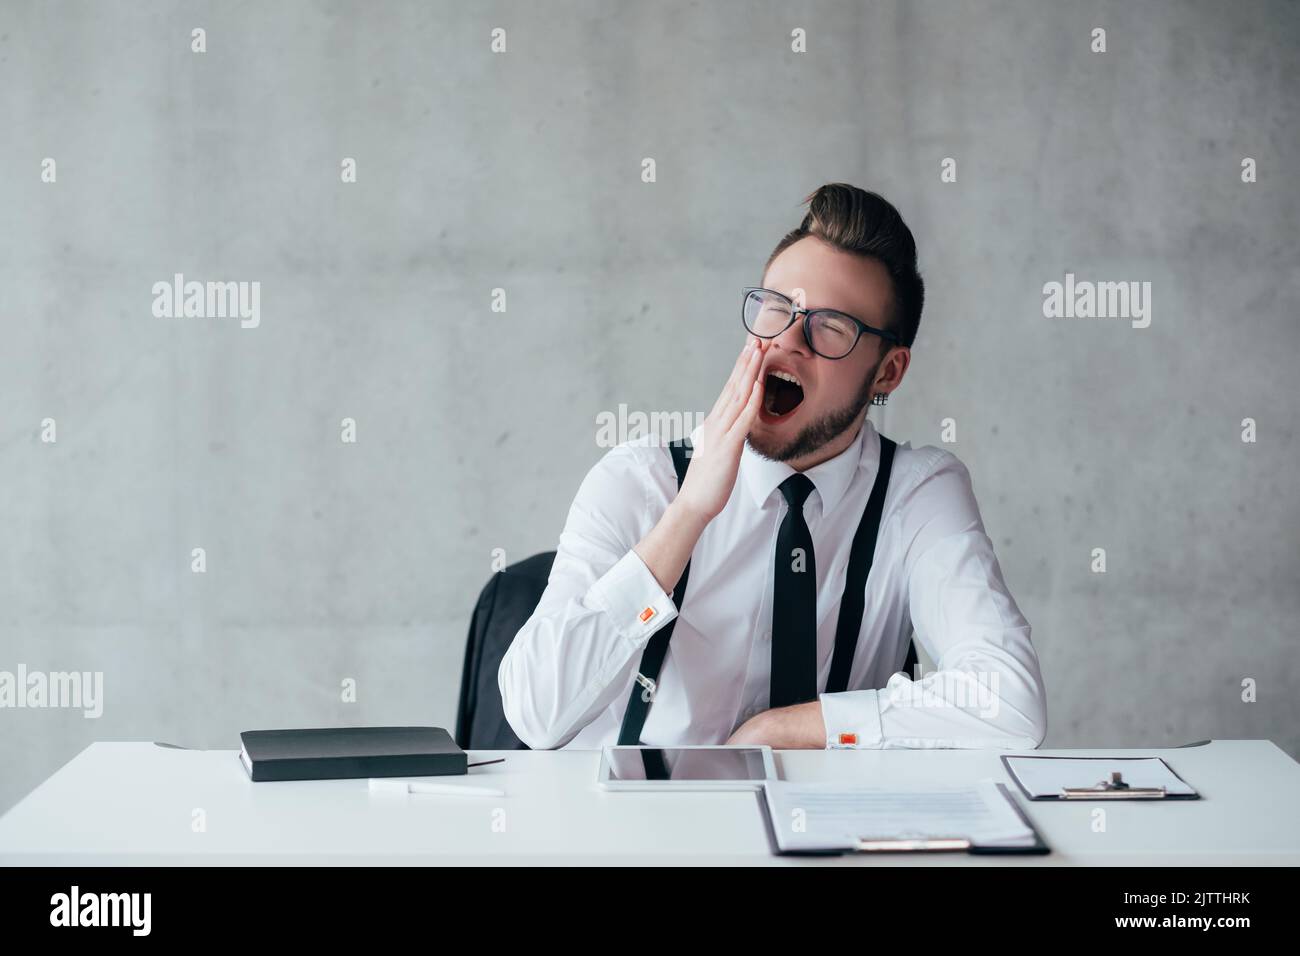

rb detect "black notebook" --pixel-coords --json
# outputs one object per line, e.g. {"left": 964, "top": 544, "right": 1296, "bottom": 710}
{"left": 238, "top": 726, "right": 467, "bottom": 782}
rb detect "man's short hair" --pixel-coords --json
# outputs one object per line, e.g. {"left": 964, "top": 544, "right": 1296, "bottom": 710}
{"left": 764, "top": 183, "right": 925, "bottom": 348}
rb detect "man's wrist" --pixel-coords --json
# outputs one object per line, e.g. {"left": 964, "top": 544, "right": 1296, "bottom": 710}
{"left": 633, "top": 496, "right": 714, "bottom": 594}
{"left": 664, "top": 495, "right": 714, "bottom": 537}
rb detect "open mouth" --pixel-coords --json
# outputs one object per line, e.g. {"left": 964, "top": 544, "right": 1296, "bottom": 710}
{"left": 761, "top": 369, "right": 805, "bottom": 422}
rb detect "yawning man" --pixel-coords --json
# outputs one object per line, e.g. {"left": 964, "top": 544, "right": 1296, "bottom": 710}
{"left": 500, "top": 183, "right": 1047, "bottom": 751}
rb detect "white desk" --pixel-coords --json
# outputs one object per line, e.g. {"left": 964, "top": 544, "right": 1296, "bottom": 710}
{"left": 1, "top": 740, "right": 1297, "bottom": 865}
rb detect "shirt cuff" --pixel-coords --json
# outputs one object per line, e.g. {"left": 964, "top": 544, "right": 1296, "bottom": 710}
{"left": 819, "top": 689, "right": 884, "bottom": 749}
{"left": 585, "top": 549, "right": 679, "bottom": 649}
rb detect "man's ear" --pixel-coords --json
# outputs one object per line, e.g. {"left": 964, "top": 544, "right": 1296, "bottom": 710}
{"left": 873, "top": 345, "right": 911, "bottom": 398}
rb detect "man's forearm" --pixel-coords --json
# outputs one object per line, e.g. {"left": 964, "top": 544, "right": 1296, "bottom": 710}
{"left": 633, "top": 498, "right": 711, "bottom": 594}
{"left": 727, "top": 701, "right": 827, "bottom": 749}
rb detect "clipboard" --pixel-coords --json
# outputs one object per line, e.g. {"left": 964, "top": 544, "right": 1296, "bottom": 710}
{"left": 754, "top": 782, "right": 1050, "bottom": 856}
{"left": 1000, "top": 755, "right": 1202, "bottom": 801}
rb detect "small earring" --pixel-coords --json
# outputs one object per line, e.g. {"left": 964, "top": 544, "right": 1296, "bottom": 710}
{"left": 871, "top": 392, "right": 889, "bottom": 406}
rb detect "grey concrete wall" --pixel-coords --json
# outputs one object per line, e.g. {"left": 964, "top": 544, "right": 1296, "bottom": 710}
{"left": 1, "top": 0, "right": 1296, "bottom": 813}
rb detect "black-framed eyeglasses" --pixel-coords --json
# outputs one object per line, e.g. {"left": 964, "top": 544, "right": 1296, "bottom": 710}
{"left": 741, "top": 287, "right": 900, "bottom": 359}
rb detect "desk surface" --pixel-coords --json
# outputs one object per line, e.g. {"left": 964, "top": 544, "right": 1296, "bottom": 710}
{"left": 1, "top": 739, "right": 1297, "bottom": 865}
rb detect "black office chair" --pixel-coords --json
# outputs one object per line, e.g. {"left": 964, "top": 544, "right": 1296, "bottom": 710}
{"left": 455, "top": 551, "right": 920, "bottom": 750}
{"left": 454, "top": 552, "right": 555, "bottom": 750}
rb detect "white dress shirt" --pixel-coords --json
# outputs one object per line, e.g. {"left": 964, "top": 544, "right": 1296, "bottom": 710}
{"left": 498, "top": 419, "right": 1047, "bottom": 751}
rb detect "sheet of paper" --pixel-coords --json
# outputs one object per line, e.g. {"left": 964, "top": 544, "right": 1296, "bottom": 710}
{"left": 763, "top": 780, "right": 1034, "bottom": 852}
{"left": 1004, "top": 756, "right": 1195, "bottom": 798}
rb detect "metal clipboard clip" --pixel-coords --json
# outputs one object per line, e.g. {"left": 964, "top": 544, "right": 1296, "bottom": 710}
{"left": 855, "top": 835, "right": 973, "bottom": 852}
{"left": 1061, "top": 771, "right": 1166, "bottom": 799}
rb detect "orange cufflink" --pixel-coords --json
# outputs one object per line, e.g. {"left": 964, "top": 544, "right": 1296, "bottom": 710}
{"left": 639, "top": 606, "right": 656, "bottom": 623}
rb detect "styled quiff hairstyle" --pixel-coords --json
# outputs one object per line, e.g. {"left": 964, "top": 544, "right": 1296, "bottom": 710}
{"left": 764, "top": 183, "right": 925, "bottom": 348}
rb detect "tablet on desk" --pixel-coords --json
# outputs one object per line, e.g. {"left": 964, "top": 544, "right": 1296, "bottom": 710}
{"left": 597, "top": 745, "right": 777, "bottom": 791}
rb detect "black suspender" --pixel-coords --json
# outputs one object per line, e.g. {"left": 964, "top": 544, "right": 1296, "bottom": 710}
{"left": 827, "top": 436, "right": 897, "bottom": 693}
{"left": 617, "top": 438, "right": 694, "bottom": 746}
{"left": 617, "top": 433, "right": 899, "bottom": 745}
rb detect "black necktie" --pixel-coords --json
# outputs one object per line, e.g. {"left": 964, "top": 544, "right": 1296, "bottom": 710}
{"left": 770, "top": 474, "right": 818, "bottom": 708}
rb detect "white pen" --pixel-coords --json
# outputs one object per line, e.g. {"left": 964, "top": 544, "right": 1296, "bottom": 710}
{"left": 369, "top": 778, "right": 506, "bottom": 798}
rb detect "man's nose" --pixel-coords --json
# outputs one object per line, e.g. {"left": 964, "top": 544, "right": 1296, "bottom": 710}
{"left": 772, "top": 313, "right": 812, "bottom": 356}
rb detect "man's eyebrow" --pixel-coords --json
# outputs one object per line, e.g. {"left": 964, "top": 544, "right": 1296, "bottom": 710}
{"left": 807, "top": 301, "right": 859, "bottom": 317}
{"left": 818, "top": 302, "right": 888, "bottom": 328}
{"left": 771, "top": 287, "right": 876, "bottom": 323}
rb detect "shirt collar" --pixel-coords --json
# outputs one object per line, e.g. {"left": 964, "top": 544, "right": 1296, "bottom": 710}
{"left": 735, "top": 417, "right": 878, "bottom": 516}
